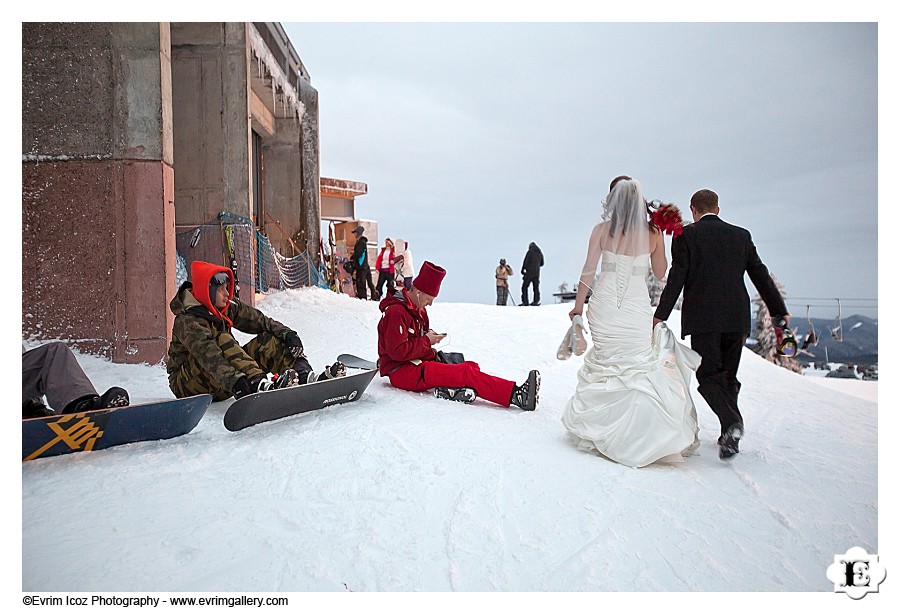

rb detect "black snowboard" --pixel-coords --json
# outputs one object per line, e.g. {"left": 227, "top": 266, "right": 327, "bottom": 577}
{"left": 337, "top": 354, "right": 377, "bottom": 370}
{"left": 223, "top": 367, "right": 378, "bottom": 432}
{"left": 337, "top": 353, "right": 465, "bottom": 368}
{"left": 22, "top": 394, "right": 212, "bottom": 462}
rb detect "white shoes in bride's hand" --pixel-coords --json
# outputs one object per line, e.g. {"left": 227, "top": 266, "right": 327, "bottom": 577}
{"left": 557, "top": 315, "right": 589, "bottom": 360}
{"left": 572, "top": 315, "right": 588, "bottom": 356}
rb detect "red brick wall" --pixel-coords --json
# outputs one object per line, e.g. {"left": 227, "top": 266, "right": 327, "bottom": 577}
{"left": 23, "top": 160, "right": 175, "bottom": 363}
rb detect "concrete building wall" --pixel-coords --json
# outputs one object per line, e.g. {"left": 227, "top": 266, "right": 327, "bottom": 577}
{"left": 23, "top": 22, "right": 319, "bottom": 363}
{"left": 261, "top": 116, "right": 303, "bottom": 256}
{"left": 170, "top": 23, "right": 252, "bottom": 226}
{"left": 22, "top": 22, "right": 175, "bottom": 363}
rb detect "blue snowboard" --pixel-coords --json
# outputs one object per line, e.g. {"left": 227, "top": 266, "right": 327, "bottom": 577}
{"left": 22, "top": 394, "right": 212, "bottom": 462}
{"left": 224, "top": 367, "right": 378, "bottom": 432}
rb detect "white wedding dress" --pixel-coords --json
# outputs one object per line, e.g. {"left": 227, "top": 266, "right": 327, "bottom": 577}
{"left": 561, "top": 251, "right": 701, "bottom": 467}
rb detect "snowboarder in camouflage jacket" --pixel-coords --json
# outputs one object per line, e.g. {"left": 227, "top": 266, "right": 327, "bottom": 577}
{"left": 167, "top": 261, "right": 344, "bottom": 401}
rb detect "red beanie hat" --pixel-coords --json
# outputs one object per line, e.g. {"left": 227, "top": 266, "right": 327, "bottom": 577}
{"left": 413, "top": 261, "right": 446, "bottom": 297}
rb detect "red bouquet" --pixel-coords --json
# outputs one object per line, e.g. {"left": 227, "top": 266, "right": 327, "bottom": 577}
{"left": 647, "top": 200, "right": 684, "bottom": 237}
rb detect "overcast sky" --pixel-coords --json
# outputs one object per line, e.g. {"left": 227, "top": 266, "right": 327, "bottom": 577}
{"left": 287, "top": 22, "right": 878, "bottom": 318}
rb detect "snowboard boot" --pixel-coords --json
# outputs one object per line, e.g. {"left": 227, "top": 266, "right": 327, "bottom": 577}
{"left": 434, "top": 387, "right": 477, "bottom": 404}
{"left": 23, "top": 398, "right": 55, "bottom": 419}
{"left": 718, "top": 424, "right": 744, "bottom": 460}
{"left": 62, "top": 386, "right": 131, "bottom": 414}
{"left": 510, "top": 370, "right": 540, "bottom": 411}
{"left": 63, "top": 394, "right": 102, "bottom": 414}
{"left": 99, "top": 387, "right": 130, "bottom": 409}
{"left": 316, "top": 361, "right": 347, "bottom": 382}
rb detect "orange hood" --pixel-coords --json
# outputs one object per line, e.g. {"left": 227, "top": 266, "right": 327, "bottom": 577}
{"left": 190, "top": 261, "right": 234, "bottom": 328}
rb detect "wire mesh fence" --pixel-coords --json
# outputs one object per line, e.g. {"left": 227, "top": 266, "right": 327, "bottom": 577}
{"left": 175, "top": 212, "right": 328, "bottom": 296}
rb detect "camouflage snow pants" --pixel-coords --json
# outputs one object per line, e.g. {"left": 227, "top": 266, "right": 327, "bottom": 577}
{"left": 169, "top": 331, "right": 313, "bottom": 401}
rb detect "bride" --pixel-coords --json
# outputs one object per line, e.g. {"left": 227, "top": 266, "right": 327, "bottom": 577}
{"left": 561, "top": 176, "right": 700, "bottom": 467}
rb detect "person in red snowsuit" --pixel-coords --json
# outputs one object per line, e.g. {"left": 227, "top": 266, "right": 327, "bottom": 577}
{"left": 376, "top": 260, "right": 540, "bottom": 410}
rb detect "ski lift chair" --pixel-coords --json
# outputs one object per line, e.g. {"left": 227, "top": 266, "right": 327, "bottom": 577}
{"left": 831, "top": 298, "right": 843, "bottom": 342}
{"left": 800, "top": 305, "right": 819, "bottom": 351}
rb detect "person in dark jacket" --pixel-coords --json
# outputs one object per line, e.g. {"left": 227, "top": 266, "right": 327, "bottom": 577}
{"left": 167, "top": 260, "right": 345, "bottom": 401}
{"left": 377, "top": 261, "right": 540, "bottom": 410}
{"left": 520, "top": 242, "right": 544, "bottom": 306}
{"left": 350, "top": 226, "right": 377, "bottom": 300}
{"left": 653, "top": 189, "right": 790, "bottom": 460}
{"left": 22, "top": 342, "right": 130, "bottom": 419}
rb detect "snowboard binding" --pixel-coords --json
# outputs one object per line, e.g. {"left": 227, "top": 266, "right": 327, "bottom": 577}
{"left": 434, "top": 387, "right": 477, "bottom": 404}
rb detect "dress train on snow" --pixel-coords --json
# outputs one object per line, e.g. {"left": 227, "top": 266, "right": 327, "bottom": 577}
{"left": 561, "top": 252, "right": 700, "bottom": 468}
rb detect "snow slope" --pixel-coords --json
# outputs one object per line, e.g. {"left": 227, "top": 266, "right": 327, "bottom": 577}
{"left": 20, "top": 287, "right": 879, "bottom": 597}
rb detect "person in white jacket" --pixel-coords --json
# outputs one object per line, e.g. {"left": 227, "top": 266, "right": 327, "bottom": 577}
{"left": 393, "top": 239, "right": 415, "bottom": 290}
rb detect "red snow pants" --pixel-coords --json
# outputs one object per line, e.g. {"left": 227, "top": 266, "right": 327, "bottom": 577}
{"left": 388, "top": 361, "right": 515, "bottom": 407}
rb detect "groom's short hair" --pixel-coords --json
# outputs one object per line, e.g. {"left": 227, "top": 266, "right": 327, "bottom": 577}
{"left": 691, "top": 189, "right": 718, "bottom": 213}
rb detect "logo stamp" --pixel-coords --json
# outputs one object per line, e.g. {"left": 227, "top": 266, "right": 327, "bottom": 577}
{"left": 826, "top": 547, "right": 886, "bottom": 599}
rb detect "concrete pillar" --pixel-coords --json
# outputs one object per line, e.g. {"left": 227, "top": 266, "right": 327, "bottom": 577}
{"left": 22, "top": 22, "right": 175, "bottom": 364}
{"left": 298, "top": 77, "right": 321, "bottom": 266}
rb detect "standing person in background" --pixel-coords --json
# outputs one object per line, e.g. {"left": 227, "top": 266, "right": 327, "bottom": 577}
{"left": 375, "top": 237, "right": 397, "bottom": 299}
{"left": 495, "top": 258, "right": 514, "bottom": 305}
{"left": 350, "top": 226, "right": 376, "bottom": 300}
{"left": 521, "top": 242, "right": 544, "bottom": 306}
{"left": 394, "top": 239, "right": 415, "bottom": 290}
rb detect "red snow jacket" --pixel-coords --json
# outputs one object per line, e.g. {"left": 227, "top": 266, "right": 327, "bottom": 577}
{"left": 377, "top": 289, "right": 436, "bottom": 376}
{"left": 375, "top": 247, "right": 396, "bottom": 274}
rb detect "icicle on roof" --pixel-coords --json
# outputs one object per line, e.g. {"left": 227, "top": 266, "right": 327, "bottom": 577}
{"left": 248, "top": 26, "right": 304, "bottom": 121}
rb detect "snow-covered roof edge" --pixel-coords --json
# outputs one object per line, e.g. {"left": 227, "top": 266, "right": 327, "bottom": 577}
{"left": 248, "top": 25, "right": 304, "bottom": 122}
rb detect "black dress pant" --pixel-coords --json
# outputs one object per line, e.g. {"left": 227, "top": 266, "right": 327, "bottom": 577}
{"left": 690, "top": 332, "right": 747, "bottom": 436}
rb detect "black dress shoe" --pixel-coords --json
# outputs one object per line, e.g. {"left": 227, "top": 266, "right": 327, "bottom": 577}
{"left": 718, "top": 424, "right": 744, "bottom": 460}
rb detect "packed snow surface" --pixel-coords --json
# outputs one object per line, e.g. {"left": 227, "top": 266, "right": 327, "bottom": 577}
{"left": 21, "top": 287, "right": 878, "bottom": 594}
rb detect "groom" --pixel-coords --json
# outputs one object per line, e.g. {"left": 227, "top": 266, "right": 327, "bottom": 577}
{"left": 653, "top": 189, "right": 789, "bottom": 460}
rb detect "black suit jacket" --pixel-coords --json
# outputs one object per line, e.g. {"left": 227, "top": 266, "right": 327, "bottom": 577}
{"left": 654, "top": 215, "right": 787, "bottom": 337}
